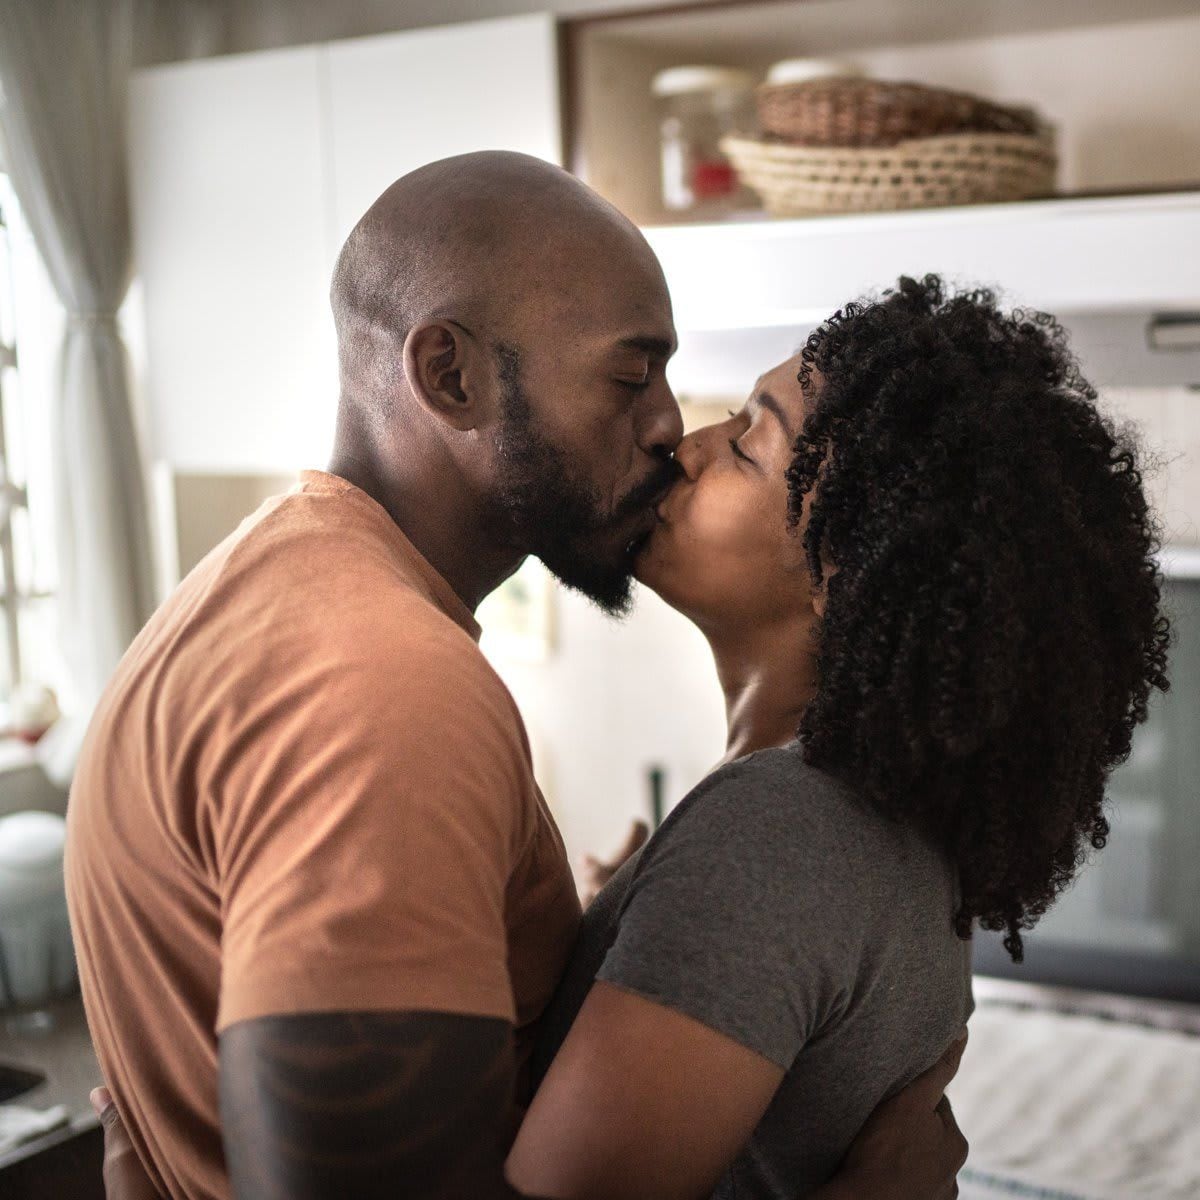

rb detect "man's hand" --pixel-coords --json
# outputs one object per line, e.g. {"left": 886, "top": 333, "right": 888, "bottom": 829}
{"left": 576, "top": 820, "right": 649, "bottom": 908}
{"left": 90, "top": 1087, "right": 162, "bottom": 1200}
{"left": 822, "top": 1032, "right": 969, "bottom": 1200}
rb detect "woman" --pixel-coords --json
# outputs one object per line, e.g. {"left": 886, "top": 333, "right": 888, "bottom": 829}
{"left": 505, "top": 276, "right": 1169, "bottom": 1198}
{"left": 97, "top": 276, "right": 1169, "bottom": 1199}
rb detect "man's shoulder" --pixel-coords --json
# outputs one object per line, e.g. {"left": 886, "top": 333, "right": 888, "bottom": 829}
{"left": 187, "top": 488, "right": 497, "bottom": 683}
{"left": 140, "top": 490, "right": 526, "bottom": 765}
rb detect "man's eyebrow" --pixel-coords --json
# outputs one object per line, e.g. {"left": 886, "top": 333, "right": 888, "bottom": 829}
{"left": 616, "top": 334, "right": 676, "bottom": 359}
{"left": 754, "top": 390, "right": 794, "bottom": 438}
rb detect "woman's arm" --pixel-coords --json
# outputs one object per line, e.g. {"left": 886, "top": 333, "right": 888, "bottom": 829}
{"left": 506, "top": 982, "right": 966, "bottom": 1200}
{"left": 506, "top": 981, "right": 781, "bottom": 1199}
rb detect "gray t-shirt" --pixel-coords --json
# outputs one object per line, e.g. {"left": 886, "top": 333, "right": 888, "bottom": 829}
{"left": 531, "top": 742, "right": 974, "bottom": 1199}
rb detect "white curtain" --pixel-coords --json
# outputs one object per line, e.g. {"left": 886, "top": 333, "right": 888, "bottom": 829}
{"left": 0, "top": 0, "right": 156, "bottom": 779}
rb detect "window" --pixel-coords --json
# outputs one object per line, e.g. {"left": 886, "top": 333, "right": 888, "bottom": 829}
{"left": 0, "top": 173, "right": 65, "bottom": 715}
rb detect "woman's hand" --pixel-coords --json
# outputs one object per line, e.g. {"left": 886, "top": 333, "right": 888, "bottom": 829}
{"left": 819, "top": 1032, "right": 969, "bottom": 1200}
{"left": 576, "top": 820, "right": 649, "bottom": 908}
{"left": 90, "top": 1087, "right": 163, "bottom": 1200}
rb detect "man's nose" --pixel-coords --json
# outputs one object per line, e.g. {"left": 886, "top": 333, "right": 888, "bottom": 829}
{"left": 638, "top": 382, "right": 685, "bottom": 459}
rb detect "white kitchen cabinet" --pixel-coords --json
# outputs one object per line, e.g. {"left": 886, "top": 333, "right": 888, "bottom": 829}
{"left": 128, "top": 14, "right": 560, "bottom": 474}
{"left": 129, "top": 45, "right": 337, "bottom": 473}
{"left": 325, "top": 14, "right": 561, "bottom": 249}
{"left": 648, "top": 191, "right": 1200, "bottom": 401}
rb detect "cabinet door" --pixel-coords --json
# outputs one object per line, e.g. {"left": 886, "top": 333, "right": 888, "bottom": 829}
{"left": 325, "top": 13, "right": 561, "bottom": 250}
{"left": 128, "top": 14, "right": 561, "bottom": 474}
{"left": 128, "top": 47, "right": 338, "bottom": 472}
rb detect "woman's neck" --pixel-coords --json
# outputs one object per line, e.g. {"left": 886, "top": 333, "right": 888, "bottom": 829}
{"left": 705, "top": 615, "right": 819, "bottom": 766}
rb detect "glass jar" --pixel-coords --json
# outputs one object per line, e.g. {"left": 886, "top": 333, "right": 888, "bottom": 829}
{"left": 651, "top": 66, "right": 756, "bottom": 218}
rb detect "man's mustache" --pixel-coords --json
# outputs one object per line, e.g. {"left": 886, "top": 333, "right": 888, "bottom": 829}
{"left": 611, "top": 456, "right": 683, "bottom": 525}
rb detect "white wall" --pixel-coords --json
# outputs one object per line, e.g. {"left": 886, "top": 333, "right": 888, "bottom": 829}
{"left": 486, "top": 582, "right": 727, "bottom": 862}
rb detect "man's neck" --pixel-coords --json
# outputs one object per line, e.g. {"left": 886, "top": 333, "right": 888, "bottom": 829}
{"left": 326, "top": 446, "right": 523, "bottom": 613}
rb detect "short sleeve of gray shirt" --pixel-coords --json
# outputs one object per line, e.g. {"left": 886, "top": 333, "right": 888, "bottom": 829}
{"left": 595, "top": 749, "right": 869, "bottom": 1069}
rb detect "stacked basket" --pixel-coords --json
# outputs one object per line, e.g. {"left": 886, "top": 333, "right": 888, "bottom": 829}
{"left": 722, "top": 75, "right": 1057, "bottom": 217}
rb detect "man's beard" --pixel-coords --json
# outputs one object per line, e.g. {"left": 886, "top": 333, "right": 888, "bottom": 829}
{"left": 491, "top": 346, "right": 674, "bottom": 617}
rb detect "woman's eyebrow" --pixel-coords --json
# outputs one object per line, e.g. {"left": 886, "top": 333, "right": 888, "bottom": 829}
{"left": 753, "top": 391, "right": 794, "bottom": 439}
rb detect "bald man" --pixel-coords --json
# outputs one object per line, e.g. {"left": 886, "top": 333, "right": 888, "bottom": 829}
{"left": 68, "top": 154, "right": 963, "bottom": 1200}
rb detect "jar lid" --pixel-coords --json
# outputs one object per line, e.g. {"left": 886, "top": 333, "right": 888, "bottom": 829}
{"left": 0, "top": 811, "right": 66, "bottom": 872}
{"left": 765, "top": 59, "right": 863, "bottom": 87}
{"left": 652, "top": 66, "right": 756, "bottom": 98}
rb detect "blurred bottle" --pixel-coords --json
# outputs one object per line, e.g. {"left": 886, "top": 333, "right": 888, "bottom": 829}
{"left": 652, "top": 66, "right": 756, "bottom": 218}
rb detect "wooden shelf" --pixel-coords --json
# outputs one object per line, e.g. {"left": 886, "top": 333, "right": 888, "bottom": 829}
{"left": 566, "top": 1, "right": 1200, "bottom": 226}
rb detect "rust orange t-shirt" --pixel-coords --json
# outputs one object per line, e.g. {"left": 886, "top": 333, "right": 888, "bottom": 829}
{"left": 65, "top": 470, "right": 580, "bottom": 1200}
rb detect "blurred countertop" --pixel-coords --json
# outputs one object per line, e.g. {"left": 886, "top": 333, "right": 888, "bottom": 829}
{"left": 0, "top": 993, "right": 100, "bottom": 1171}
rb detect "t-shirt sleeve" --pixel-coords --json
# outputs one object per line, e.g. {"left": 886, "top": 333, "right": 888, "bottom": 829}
{"left": 595, "top": 759, "right": 852, "bottom": 1069}
{"left": 211, "top": 622, "right": 531, "bottom": 1032}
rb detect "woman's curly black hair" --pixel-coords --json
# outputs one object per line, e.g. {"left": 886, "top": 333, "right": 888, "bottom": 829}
{"left": 787, "top": 274, "right": 1171, "bottom": 961}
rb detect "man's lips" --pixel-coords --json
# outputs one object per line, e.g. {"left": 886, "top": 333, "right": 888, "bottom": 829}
{"left": 625, "top": 511, "right": 659, "bottom": 557}
{"left": 655, "top": 478, "right": 683, "bottom": 524}
{"left": 618, "top": 467, "right": 680, "bottom": 557}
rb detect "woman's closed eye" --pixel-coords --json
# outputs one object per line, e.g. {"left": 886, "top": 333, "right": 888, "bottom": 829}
{"left": 724, "top": 410, "right": 757, "bottom": 465}
{"left": 729, "top": 437, "right": 756, "bottom": 465}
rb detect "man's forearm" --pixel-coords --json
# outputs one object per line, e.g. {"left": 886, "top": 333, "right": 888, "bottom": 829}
{"left": 808, "top": 1180, "right": 860, "bottom": 1200}
{"left": 220, "top": 1010, "right": 524, "bottom": 1200}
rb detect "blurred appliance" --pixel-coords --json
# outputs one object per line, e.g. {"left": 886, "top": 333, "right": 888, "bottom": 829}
{"left": 0, "top": 812, "right": 76, "bottom": 1008}
{"left": 974, "top": 549, "right": 1200, "bottom": 1003}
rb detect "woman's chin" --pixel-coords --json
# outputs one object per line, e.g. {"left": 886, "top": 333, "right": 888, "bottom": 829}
{"left": 633, "top": 528, "right": 689, "bottom": 611}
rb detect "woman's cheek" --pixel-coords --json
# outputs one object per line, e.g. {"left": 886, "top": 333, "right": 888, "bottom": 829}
{"left": 696, "top": 485, "right": 773, "bottom": 561}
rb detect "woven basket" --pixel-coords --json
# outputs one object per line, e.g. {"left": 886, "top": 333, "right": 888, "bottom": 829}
{"left": 720, "top": 130, "right": 1057, "bottom": 217}
{"left": 756, "top": 78, "right": 1040, "bottom": 147}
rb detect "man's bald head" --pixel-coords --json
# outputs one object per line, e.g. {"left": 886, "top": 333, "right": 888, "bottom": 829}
{"left": 330, "top": 151, "right": 659, "bottom": 406}
{"left": 327, "top": 151, "right": 681, "bottom": 615}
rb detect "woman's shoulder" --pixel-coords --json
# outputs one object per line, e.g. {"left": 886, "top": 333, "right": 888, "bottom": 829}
{"left": 648, "top": 743, "right": 945, "bottom": 898}
{"left": 662, "top": 743, "right": 867, "bottom": 847}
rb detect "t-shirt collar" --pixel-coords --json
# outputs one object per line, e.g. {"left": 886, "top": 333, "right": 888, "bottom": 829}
{"left": 298, "top": 470, "right": 483, "bottom": 642}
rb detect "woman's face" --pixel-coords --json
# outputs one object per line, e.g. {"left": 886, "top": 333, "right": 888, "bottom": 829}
{"left": 636, "top": 353, "right": 818, "bottom": 629}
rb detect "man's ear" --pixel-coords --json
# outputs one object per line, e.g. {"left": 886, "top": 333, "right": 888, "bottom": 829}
{"left": 402, "top": 321, "right": 487, "bottom": 432}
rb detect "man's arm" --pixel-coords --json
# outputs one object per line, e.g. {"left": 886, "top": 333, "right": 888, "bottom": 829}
{"left": 220, "top": 1010, "right": 541, "bottom": 1200}
{"left": 201, "top": 639, "right": 556, "bottom": 1197}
